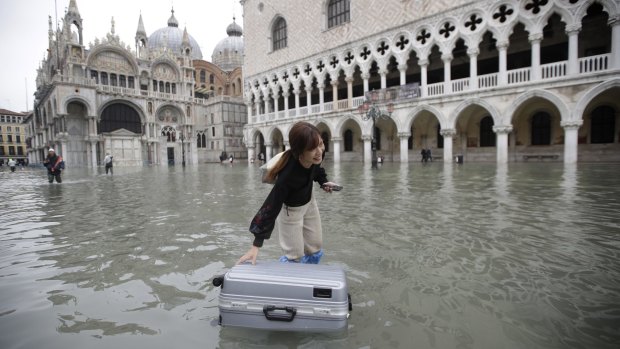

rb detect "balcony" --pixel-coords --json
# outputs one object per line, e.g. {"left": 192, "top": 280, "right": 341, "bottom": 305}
{"left": 249, "top": 54, "right": 612, "bottom": 125}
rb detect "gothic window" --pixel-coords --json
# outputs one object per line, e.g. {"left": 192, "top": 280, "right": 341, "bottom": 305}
{"left": 479, "top": 116, "right": 496, "bottom": 147}
{"left": 201, "top": 133, "right": 206, "bottom": 148}
{"left": 172, "top": 83, "right": 176, "bottom": 94}
{"left": 590, "top": 105, "right": 615, "bottom": 144}
{"left": 344, "top": 129, "right": 353, "bottom": 151}
{"left": 197, "top": 134, "right": 202, "bottom": 148}
{"left": 531, "top": 112, "right": 551, "bottom": 145}
{"left": 272, "top": 17, "right": 287, "bottom": 51}
{"left": 200, "top": 70, "right": 206, "bottom": 83}
{"left": 328, "top": 0, "right": 350, "bottom": 29}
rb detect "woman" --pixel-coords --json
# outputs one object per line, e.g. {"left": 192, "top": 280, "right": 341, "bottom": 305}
{"left": 237, "top": 122, "right": 340, "bottom": 265}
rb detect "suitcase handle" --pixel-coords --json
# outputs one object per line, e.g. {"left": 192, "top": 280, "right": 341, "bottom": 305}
{"left": 263, "top": 305, "right": 297, "bottom": 322}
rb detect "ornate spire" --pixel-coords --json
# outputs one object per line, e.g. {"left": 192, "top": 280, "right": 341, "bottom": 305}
{"left": 167, "top": 8, "right": 179, "bottom": 27}
{"left": 111, "top": 17, "right": 115, "bottom": 35}
{"left": 182, "top": 26, "right": 190, "bottom": 46}
{"left": 67, "top": 0, "right": 80, "bottom": 16}
{"left": 136, "top": 13, "right": 146, "bottom": 36}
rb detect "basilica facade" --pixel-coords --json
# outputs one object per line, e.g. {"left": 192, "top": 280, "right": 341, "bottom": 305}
{"left": 26, "top": 0, "right": 247, "bottom": 167}
{"left": 241, "top": 0, "right": 620, "bottom": 163}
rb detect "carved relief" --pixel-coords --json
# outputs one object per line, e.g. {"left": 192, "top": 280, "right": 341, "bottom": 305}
{"left": 91, "top": 50, "right": 134, "bottom": 74}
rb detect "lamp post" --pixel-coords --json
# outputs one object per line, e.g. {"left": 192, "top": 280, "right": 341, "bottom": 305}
{"left": 180, "top": 131, "right": 186, "bottom": 167}
{"left": 360, "top": 99, "right": 393, "bottom": 168}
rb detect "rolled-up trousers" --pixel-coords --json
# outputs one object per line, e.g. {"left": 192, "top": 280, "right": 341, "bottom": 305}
{"left": 276, "top": 196, "right": 323, "bottom": 261}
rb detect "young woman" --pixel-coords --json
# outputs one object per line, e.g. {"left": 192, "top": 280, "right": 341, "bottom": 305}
{"left": 237, "top": 122, "right": 340, "bottom": 265}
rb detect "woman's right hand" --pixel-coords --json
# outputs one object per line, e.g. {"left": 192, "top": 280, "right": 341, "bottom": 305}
{"left": 237, "top": 245, "right": 259, "bottom": 265}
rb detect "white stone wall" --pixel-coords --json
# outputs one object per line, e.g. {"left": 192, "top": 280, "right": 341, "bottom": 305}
{"left": 242, "top": 0, "right": 472, "bottom": 76}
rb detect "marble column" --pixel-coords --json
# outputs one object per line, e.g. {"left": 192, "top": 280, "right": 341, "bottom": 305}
{"left": 566, "top": 25, "right": 580, "bottom": 75}
{"left": 398, "top": 64, "right": 407, "bottom": 85}
{"left": 265, "top": 142, "right": 273, "bottom": 162}
{"left": 442, "top": 53, "right": 453, "bottom": 93}
{"left": 529, "top": 33, "right": 543, "bottom": 81}
{"left": 562, "top": 120, "right": 582, "bottom": 164}
{"left": 399, "top": 132, "right": 410, "bottom": 162}
{"left": 468, "top": 48, "right": 479, "bottom": 90}
{"left": 247, "top": 145, "right": 255, "bottom": 163}
{"left": 440, "top": 129, "right": 456, "bottom": 163}
{"left": 332, "top": 137, "right": 341, "bottom": 163}
{"left": 283, "top": 91, "right": 290, "bottom": 116}
{"left": 91, "top": 141, "right": 97, "bottom": 168}
{"left": 319, "top": 83, "right": 325, "bottom": 112}
{"left": 419, "top": 59, "right": 428, "bottom": 97}
{"left": 493, "top": 125, "right": 513, "bottom": 164}
{"left": 331, "top": 80, "right": 339, "bottom": 110}
{"left": 497, "top": 41, "right": 508, "bottom": 85}
{"left": 610, "top": 16, "right": 620, "bottom": 69}
{"left": 345, "top": 76, "right": 353, "bottom": 109}
{"left": 362, "top": 73, "right": 370, "bottom": 93}
{"left": 363, "top": 136, "right": 373, "bottom": 163}
{"left": 294, "top": 87, "right": 300, "bottom": 116}
{"left": 379, "top": 69, "right": 387, "bottom": 89}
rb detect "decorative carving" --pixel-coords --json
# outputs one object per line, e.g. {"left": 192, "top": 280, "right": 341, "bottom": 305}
{"left": 360, "top": 46, "right": 371, "bottom": 60}
{"left": 439, "top": 22, "right": 455, "bottom": 38}
{"left": 465, "top": 14, "right": 483, "bottom": 31}
{"left": 417, "top": 29, "right": 431, "bottom": 44}
{"left": 493, "top": 5, "right": 514, "bottom": 23}
{"left": 525, "top": 0, "right": 548, "bottom": 15}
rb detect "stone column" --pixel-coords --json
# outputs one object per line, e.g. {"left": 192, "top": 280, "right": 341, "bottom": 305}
{"left": 284, "top": 141, "right": 290, "bottom": 151}
{"left": 379, "top": 69, "right": 387, "bottom": 89}
{"left": 345, "top": 76, "right": 354, "bottom": 109}
{"left": 254, "top": 101, "right": 260, "bottom": 116}
{"left": 529, "top": 33, "right": 543, "bottom": 81}
{"left": 247, "top": 103, "right": 253, "bottom": 119}
{"left": 332, "top": 137, "right": 341, "bottom": 163}
{"left": 247, "top": 145, "right": 255, "bottom": 163}
{"left": 331, "top": 80, "right": 339, "bottom": 110}
{"left": 362, "top": 72, "right": 370, "bottom": 93}
{"left": 566, "top": 25, "right": 580, "bottom": 75}
{"left": 294, "top": 87, "right": 300, "bottom": 116}
{"left": 610, "top": 16, "right": 620, "bottom": 69}
{"left": 283, "top": 91, "right": 290, "bottom": 115}
{"left": 273, "top": 88, "right": 279, "bottom": 115}
{"left": 305, "top": 85, "right": 312, "bottom": 110}
{"left": 263, "top": 92, "right": 269, "bottom": 114}
{"left": 399, "top": 132, "right": 410, "bottom": 162}
{"left": 468, "top": 48, "right": 479, "bottom": 90}
{"left": 442, "top": 53, "right": 453, "bottom": 93}
{"left": 440, "top": 129, "right": 456, "bottom": 163}
{"left": 497, "top": 41, "right": 508, "bottom": 85}
{"left": 398, "top": 64, "right": 407, "bottom": 86}
{"left": 91, "top": 141, "right": 97, "bottom": 168}
{"left": 419, "top": 59, "right": 428, "bottom": 97}
{"left": 318, "top": 83, "right": 325, "bottom": 112}
{"left": 362, "top": 136, "right": 373, "bottom": 163}
{"left": 562, "top": 120, "right": 582, "bottom": 164}
{"left": 265, "top": 142, "right": 273, "bottom": 162}
{"left": 493, "top": 125, "right": 513, "bottom": 164}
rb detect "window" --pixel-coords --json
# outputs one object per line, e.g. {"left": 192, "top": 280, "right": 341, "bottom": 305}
{"left": 212, "top": 127, "right": 215, "bottom": 137}
{"left": 15, "top": 127, "right": 19, "bottom": 132}
{"left": 9, "top": 146, "right": 15, "bottom": 155}
{"left": 128, "top": 76, "right": 135, "bottom": 89}
{"left": 200, "top": 70, "right": 206, "bottom": 83}
{"left": 0, "top": 135, "right": 3, "bottom": 142}
{"left": 272, "top": 17, "right": 287, "bottom": 51}
{"left": 17, "top": 147, "right": 23, "bottom": 155}
{"left": 328, "top": 0, "right": 350, "bottom": 28}
{"left": 201, "top": 134, "right": 206, "bottom": 148}
{"left": 0, "top": 146, "right": 4, "bottom": 155}
{"left": 479, "top": 116, "right": 496, "bottom": 147}
{"left": 209, "top": 74, "right": 215, "bottom": 84}
{"left": 120, "top": 75, "right": 127, "bottom": 87}
{"left": 110, "top": 73, "right": 117, "bottom": 86}
{"left": 16, "top": 135, "right": 21, "bottom": 143}
{"left": 531, "top": 112, "right": 551, "bottom": 145}
{"left": 8, "top": 135, "right": 13, "bottom": 143}
{"left": 101, "top": 72, "right": 108, "bottom": 85}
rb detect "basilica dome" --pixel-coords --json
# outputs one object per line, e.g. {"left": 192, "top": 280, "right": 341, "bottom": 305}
{"left": 211, "top": 18, "right": 244, "bottom": 71}
{"left": 148, "top": 9, "right": 203, "bottom": 60}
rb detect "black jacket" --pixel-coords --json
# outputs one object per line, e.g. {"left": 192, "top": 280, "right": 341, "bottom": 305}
{"left": 249, "top": 156, "right": 328, "bottom": 247}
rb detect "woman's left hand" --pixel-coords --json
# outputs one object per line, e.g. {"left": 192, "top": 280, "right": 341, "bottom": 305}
{"left": 321, "top": 181, "right": 339, "bottom": 193}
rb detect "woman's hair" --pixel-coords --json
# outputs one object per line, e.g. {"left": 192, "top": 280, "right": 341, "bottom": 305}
{"left": 265, "top": 122, "right": 321, "bottom": 182}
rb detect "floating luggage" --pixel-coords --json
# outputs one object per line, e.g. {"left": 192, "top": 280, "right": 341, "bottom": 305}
{"left": 212, "top": 261, "right": 351, "bottom": 332}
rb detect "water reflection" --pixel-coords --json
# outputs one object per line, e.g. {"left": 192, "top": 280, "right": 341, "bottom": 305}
{"left": 0, "top": 163, "right": 619, "bottom": 348}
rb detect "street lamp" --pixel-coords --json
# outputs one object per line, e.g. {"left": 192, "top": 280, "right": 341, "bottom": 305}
{"left": 359, "top": 99, "right": 393, "bottom": 168}
{"left": 180, "top": 131, "right": 186, "bottom": 167}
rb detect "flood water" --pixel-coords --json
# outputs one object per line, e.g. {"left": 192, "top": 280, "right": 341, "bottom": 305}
{"left": 1, "top": 161, "right": 619, "bottom": 349}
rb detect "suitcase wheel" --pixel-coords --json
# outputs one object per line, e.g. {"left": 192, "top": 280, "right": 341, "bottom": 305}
{"left": 212, "top": 275, "right": 224, "bottom": 288}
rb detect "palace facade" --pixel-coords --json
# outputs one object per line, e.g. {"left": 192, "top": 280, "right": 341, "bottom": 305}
{"left": 27, "top": 0, "right": 247, "bottom": 167}
{"left": 241, "top": 0, "right": 620, "bottom": 163}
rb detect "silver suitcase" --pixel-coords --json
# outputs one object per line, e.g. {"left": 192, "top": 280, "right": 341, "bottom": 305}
{"left": 213, "top": 261, "right": 351, "bottom": 332}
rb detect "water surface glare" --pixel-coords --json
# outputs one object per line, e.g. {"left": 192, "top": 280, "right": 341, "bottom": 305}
{"left": 0, "top": 163, "right": 619, "bottom": 349}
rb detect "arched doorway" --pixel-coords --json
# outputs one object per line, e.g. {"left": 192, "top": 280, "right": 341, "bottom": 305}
{"left": 99, "top": 102, "right": 144, "bottom": 166}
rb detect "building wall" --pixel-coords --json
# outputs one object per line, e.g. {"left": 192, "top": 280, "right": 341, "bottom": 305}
{"left": 242, "top": 0, "right": 472, "bottom": 76}
{"left": 0, "top": 111, "right": 28, "bottom": 163}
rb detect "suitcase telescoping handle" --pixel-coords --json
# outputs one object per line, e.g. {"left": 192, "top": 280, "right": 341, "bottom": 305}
{"left": 263, "top": 305, "right": 297, "bottom": 322}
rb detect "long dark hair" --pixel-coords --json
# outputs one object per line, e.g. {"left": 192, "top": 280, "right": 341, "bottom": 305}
{"left": 265, "top": 122, "right": 321, "bottom": 182}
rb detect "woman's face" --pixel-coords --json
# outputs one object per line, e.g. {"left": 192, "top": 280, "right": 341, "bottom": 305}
{"left": 298, "top": 137, "right": 325, "bottom": 168}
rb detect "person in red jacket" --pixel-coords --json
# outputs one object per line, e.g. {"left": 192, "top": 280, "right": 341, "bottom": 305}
{"left": 43, "top": 148, "right": 64, "bottom": 183}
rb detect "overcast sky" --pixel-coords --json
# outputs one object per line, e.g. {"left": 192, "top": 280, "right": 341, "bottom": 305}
{"left": 0, "top": 0, "right": 244, "bottom": 113}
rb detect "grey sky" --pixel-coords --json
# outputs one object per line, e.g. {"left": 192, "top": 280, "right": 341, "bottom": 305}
{"left": 0, "top": 0, "right": 243, "bottom": 112}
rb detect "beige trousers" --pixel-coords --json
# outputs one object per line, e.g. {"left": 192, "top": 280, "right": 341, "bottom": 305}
{"left": 276, "top": 196, "right": 323, "bottom": 261}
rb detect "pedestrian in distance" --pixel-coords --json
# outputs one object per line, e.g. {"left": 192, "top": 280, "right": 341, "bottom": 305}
{"left": 237, "top": 121, "right": 341, "bottom": 266}
{"left": 8, "top": 158, "right": 16, "bottom": 172}
{"left": 43, "top": 148, "right": 64, "bottom": 183}
{"left": 104, "top": 153, "right": 113, "bottom": 175}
